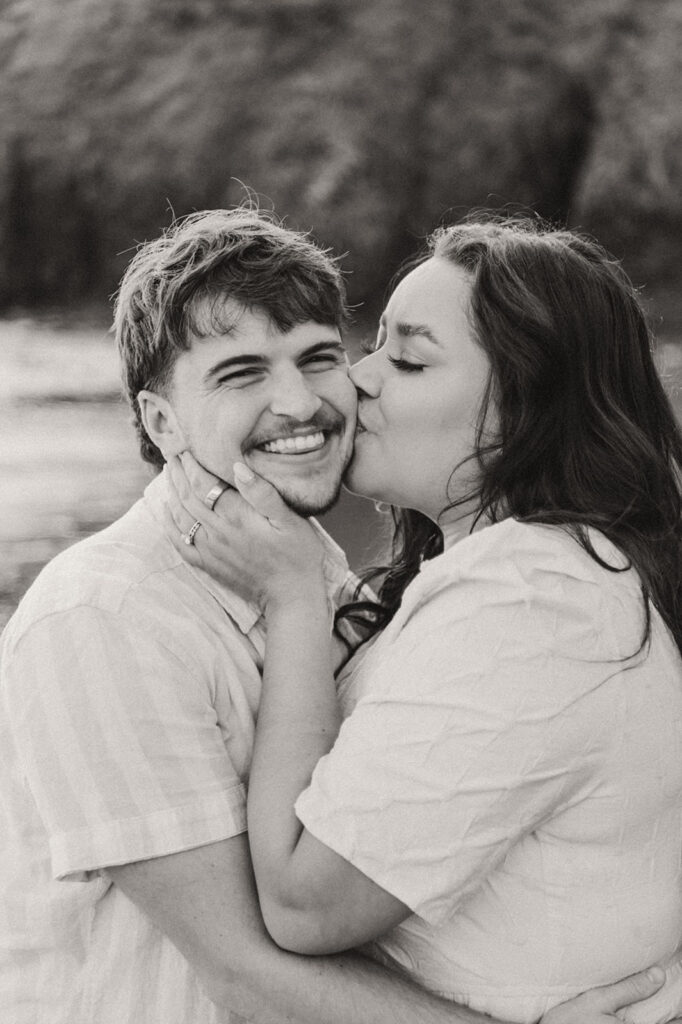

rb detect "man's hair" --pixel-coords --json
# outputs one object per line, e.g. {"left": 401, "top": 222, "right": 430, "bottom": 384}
{"left": 340, "top": 216, "right": 682, "bottom": 660}
{"left": 113, "top": 207, "right": 348, "bottom": 468}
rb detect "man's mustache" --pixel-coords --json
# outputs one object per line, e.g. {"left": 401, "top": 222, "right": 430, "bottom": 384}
{"left": 246, "top": 409, "right": 348, "bottom": 448}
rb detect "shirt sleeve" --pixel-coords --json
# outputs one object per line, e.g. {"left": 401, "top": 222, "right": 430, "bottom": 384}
{"left": 4, "top": 605, "right": 247, "bottom": 881}
{"left": 296, "top": 526, "right": 639, "bottom": 926}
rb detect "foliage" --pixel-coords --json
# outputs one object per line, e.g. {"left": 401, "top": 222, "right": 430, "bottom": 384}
{"left": 0, "top": 0, "right": 680, "bottom": 326}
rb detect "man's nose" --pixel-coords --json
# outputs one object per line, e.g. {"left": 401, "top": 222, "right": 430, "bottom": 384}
{"left": 268, "top": 370, "right": 323, "bottom": 420}
{"left": 348, "top": 352, "right": 381, "bottom": 398}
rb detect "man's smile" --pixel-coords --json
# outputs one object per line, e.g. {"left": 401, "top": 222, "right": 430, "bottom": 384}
{"left": 249, "top": 429, "right": 343, "bottom": 468}
{"left": 258, "top": 430, "right": 326, "bottom": 454}
{"left": 248, "top": 409, "right": 350, "bottom": 463}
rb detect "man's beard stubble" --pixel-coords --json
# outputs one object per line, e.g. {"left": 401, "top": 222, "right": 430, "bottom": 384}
{"left": 245, "top": 408, "right": 353, "bottom": 518}
{"left": 277, "top": 475, "right": 345, "bottom": 518}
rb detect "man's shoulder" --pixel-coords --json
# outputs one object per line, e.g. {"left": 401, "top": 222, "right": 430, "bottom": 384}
{"left": 3, "top": 498, "right": 186, "bottom": 648}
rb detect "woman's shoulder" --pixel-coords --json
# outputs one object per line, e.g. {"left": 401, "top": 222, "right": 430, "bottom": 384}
{"left": 425, "top": 517, "right": 625, "bottom": 573}
{"left": 404, "top": 519, "right": 636, "bottom": 622}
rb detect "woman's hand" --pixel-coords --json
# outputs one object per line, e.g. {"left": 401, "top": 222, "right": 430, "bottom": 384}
{"left": 540, "top": 967, "right": 668, "bottom": 1024}
{"left": 164, "top": 452, "right": 327, "bottom": 611}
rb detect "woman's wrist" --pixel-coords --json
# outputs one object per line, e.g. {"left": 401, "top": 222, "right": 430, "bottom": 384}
{"left": 263, "top": 571, "right": 330, "bottom": 619}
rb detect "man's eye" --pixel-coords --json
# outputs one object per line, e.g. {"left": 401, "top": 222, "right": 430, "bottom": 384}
{"left": 302, "top": 353, "right": 343, "bottom": 370}
{"left": 218, "top": 369, "right": 263, "bottom": 385}
{"left": 387, "top": 355, "right": 425, "bottom": 373}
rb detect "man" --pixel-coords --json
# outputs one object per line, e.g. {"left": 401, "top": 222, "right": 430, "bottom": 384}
{"left": 0, "top": 208, "right": 660, "bottom": 1024}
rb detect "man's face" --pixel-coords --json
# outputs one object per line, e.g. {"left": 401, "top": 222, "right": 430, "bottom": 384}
{"left": 164, "top": 299, "right": 357, "bottom": 515}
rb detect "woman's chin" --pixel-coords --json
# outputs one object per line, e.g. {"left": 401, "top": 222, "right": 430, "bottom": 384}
{"left": 342, "top": 458, "right": 375, "bottom": 502}
{"left": 343, "top": 445, "right": 398, "bottom": 506}
{"left": 342, "top": 478, "right": 374, "bottom": 502}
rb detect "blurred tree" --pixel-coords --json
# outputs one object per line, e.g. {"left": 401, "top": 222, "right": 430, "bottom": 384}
{"left": 0, "top": 0, "right": 679, "bottom": 326}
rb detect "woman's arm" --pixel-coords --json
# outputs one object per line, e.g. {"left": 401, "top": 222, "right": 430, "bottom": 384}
{"left": 248, "top": 570, "right": 412, "bottom": 952}
{"left": 165, "top": 454, "right": 411, "bottom": 952}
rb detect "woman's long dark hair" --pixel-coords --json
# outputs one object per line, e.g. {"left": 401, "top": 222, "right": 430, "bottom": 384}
{"left": 337, "top": 217, "right": 682, "bottom": 657}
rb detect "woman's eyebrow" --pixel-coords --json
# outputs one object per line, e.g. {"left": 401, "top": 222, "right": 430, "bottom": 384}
{"left": 396, "top": 321, "right": 441, "bottom": 345}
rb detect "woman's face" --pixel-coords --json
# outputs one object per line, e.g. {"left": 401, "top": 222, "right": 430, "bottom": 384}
{"left": 345, "top": 257, "right": 492, "bottom": 524}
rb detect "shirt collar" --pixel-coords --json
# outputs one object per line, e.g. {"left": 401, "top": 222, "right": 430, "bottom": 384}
{"left": 143, "top": 469, "right": 351, "bottom": 635}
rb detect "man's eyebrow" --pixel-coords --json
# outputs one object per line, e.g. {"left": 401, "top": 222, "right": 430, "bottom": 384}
{"left": 301, "top": 339, "right": 347, "bottom": 357}
{"left": 396, "top": 321, "right": 440, "bottom": 345}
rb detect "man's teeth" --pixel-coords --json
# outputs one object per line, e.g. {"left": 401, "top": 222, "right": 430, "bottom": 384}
{"left": 260, "top": 431, "right": 325, "bottom": 454}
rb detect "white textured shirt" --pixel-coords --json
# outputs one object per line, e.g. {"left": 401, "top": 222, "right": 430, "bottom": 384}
{"left": 0, "top": 470, "right": 360, "bottom": 1024}
{"left": 297, "top": 520, "right": 682, "bottom": 1024}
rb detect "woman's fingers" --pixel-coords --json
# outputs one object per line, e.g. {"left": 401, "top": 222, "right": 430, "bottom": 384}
{"left": 165, "top": 453, "right": 190, "bottom": 502}
{"left": 588, "top": 967, "right": 665, "bottom": 1012}
{"left": 162, "top": 505, "right": 202, "bottom": 564}
{"left": 170, "top": 453, "right": 264, "bottom": 530}
{"left": 162, "top": 454, "right": 323, "bottom": 601}
{"left": 165, "top": 459, "right": 192, "bottom": 531}
{"left": 233, "top": 462, "right": 294, "bottom": 525}
{"left": 541, "top": 967, "right": 665, "bottom": 1023}
{"left": 165, "top": 456, "right": 236, "bottom": 526}
{"left": 178, "top": 450, "right": 223, "bottom": 497}
{"left": 170, "top": 452, "right": 232, "bottom": 518}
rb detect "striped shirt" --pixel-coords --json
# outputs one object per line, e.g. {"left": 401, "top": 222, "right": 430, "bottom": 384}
{"left": 0, "top": 470, "right": 362, "bottom": 1024}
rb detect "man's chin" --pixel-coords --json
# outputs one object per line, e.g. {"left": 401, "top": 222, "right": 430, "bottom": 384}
{"left": 255, "top": 441, "right": 352, "bottom": 517}
{"left": 275, "top": 479, "right": 344, "bottom": 518}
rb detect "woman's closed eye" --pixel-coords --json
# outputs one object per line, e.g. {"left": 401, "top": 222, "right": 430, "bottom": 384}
{"left": 357, "top": 332, "right": 425, "bottom": 371}
{"left": 387, "top": 355, "right": 425, "bottom": 373}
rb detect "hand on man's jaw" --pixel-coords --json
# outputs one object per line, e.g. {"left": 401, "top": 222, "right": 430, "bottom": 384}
{"left": 138, "top": 398, "right": 354, "bottom": 521}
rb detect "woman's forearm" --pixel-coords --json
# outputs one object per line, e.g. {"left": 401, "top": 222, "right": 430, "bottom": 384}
{"left": 247, "top": 575, "right": 341, "bottom": 909}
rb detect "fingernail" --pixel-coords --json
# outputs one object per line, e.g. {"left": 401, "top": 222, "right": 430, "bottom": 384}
{"left": 646, "top": 967, "right": 665, "bottom": 984}
{"left": 233, "top": 462, "right": 254, "bottom": 483}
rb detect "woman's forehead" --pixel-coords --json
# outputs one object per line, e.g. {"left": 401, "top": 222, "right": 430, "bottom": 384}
{"left": 384, "top": 259, "right": 473, "bottom": 339}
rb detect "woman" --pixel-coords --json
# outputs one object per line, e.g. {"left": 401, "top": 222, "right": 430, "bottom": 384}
{"left": 167, "top": 218, "right": 682, "bottom": 1023}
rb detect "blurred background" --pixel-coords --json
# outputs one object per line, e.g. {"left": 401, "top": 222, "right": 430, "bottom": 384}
{"left": 2, "top": 0, "right": 682, "bottom": 628}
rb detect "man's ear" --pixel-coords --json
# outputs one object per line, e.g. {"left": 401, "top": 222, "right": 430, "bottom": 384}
{"left": 137, "top": 390, "right": 187, "bottom": 458}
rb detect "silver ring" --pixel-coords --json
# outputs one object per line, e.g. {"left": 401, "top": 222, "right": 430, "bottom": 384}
{"left": 182, "top": 520, "right": 202, "bottom": 546}
{"left": 203, "top": 483, "right": 228, "bottom": 511}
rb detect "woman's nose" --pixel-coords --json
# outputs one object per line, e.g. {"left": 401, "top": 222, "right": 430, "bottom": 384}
{"left": 349, "top": 352, "right": 382, "bottom": 398}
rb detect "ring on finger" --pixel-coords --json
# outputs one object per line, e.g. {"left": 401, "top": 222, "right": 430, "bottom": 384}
{"left": 203, "top": 483, "right": 228, "bottom": 511}
{"left": 182, "top": 520, "right": 202, "bottom": 546}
